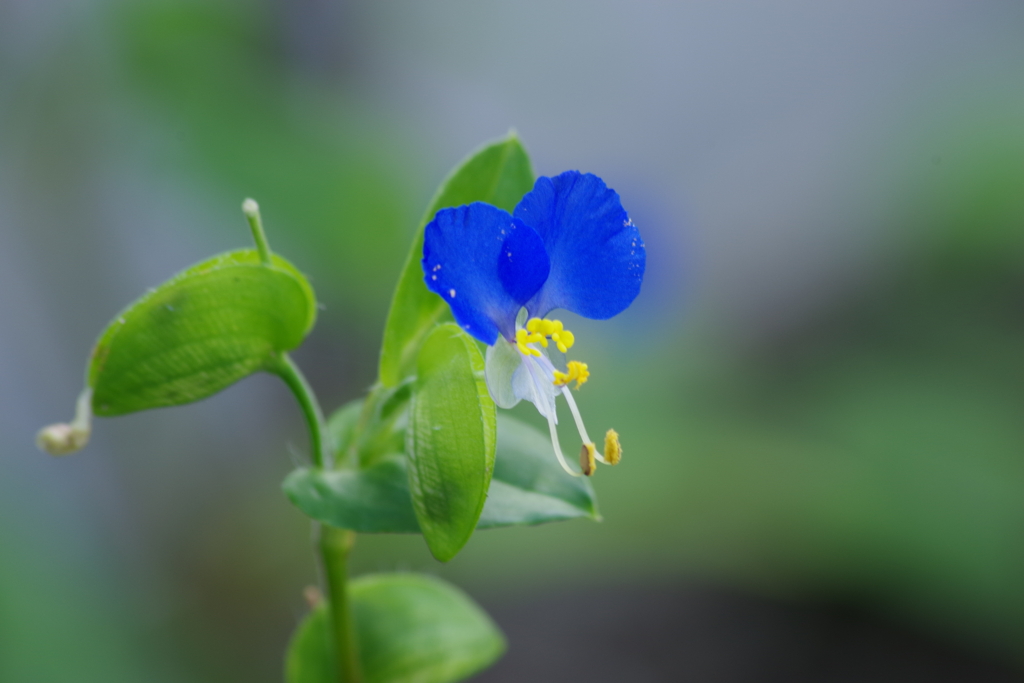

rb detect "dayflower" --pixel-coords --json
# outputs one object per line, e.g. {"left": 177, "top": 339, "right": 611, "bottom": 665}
{"left": 422, "top": 171, "right": 645, "bottom": 476}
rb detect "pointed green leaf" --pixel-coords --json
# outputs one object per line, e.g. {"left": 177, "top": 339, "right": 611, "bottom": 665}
{"left": 326, "top": 399, "right": 365, "bottom": 457}
{"left": 286, "top": 573, "right": 504, "bottom": 683}
{"left": 88, "top": 250, "right": 316, "bottom": 416}
{"left": 353, "top": 381, "right": 415, "bottom": 468}
{"left": 379, "top": 133, "right": 533, "bottom": 387}
{"left": 283, "top": 416, "right": 599, "bottom": 533}
{"left": 286, "top": 456, "right": 421, "bottom": 533}
{"left": 407, "top": 324, "right": 496, "bottom": 561}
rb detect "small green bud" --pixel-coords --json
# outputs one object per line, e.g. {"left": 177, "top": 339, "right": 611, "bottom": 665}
{"left": 241, "top": 197, "right": 260, "bottom": 219}
{"left": 37, "top": 388, "right": 93, "bottom": 456}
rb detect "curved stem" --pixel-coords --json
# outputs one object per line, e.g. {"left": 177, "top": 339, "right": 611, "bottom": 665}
{"left": 271, "top": 353, "right": 330, "bottom": 469}
{"left": 269, "top": 353, "right": 362, "bottom": 683}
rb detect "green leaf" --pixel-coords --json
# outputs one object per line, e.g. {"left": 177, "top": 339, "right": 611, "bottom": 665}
{"left": 287, "top": 456, "right": 420, "bottom": 533}
{"left": 358, "top": 381, "right": 415, "bottom": 468}
{"left": 378, "top": 133, "right": 534, "bottom": 387}
{"left": 285, "top": 601, "right": 334, "bottom": 683}
{"left": 407, "top": 324, "right": 496, "bottom": 561}
{"left": 352, "top": 573, "right": 505, "bottom": 683}
{"left": 88, "top": 249, "right": 316, "bottom": 416}
{"left": 282, "top": 415, "right": 599, "bottom": 533}
{"left": 286, "top": 573, "right": 504, "bottom": 683}
{"left": 326, "top": 399, "right": 365, "bottom": 456}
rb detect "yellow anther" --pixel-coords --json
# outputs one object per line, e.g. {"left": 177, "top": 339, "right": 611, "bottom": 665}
{"left": 579, "top": 442, "right": 596, "bottom": 476}
{"left": 572, "top": 361, "right": 589, "bottom": 387}
{"left": 553, "top": 360, "right": 589, "bottom": 389}
{"left": 551, "top": 329, "right": 574, "bottom": 353}
{"left": 603, "top": 429, "right": 621, "bottom": 465}
{"left": 525, "top": 317, "right": 575, "bottom": 354}
{"left": 515, "top": 329, "right": 542, "bottom": 357}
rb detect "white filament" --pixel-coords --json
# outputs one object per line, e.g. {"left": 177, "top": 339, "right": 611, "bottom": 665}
{"left": 546, "top": 408, "right": 582, "bottom": 477}
{"left": 561, "top": 386, "right": 609, "bottom": 465}
{"left": 516, "top": 353, "right": 583, "bottom": 476}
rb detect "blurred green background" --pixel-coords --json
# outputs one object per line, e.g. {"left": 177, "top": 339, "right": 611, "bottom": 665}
{"left": 2, "top": 1, "right": 1024, "bottom": 681}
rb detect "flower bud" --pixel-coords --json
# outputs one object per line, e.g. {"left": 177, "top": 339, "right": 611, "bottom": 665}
{"left": 241, "top": 198, "right": 260, "bottom": 218}
{"left": 36, "top": 388, "right": 92, "bottom": 456}
{"left": 36, "top": 422, "right": 90, "bottom": 455}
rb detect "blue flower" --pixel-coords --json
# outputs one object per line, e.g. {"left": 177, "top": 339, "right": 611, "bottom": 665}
{"left": 422, "top": 171, "right": 645, "bottom": 476}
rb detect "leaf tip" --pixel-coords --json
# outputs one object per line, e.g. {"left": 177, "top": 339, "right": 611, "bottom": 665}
{"left": 423, "top": 526, "right": 471, "bottom": 563}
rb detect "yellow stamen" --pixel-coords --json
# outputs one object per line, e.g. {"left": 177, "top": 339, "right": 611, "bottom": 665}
{"left": 553, "top": 360, "right": 589, "bottom": 389}
{"left": 579, "top": 442, "right": 596, "bottom": 476}
{"left": 526, "top": 318, "right": 549, "bottom": 335}
{"left": 525, "top": 317, "right": 575, "bottom": 352}
{"left": 520, "top": 316, "right": 582, "bottom": 366}
{"left": 603, "top": 429, "right": 622, "bottom": 465}
{"left": 515, "top": 329, "right": 542, "bottom": 357}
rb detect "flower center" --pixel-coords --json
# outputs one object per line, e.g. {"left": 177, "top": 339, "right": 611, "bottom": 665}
{"left": 515, "top": 317, "right": 589, "bottom": 388}
{"left": 508, "top": 317, "right": 623, "bottom": 477}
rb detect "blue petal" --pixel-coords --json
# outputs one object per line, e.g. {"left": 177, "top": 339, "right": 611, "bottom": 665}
{"left": 423, "top": 203, "right": 550, "bottom": 345}
{"left": 499, "top": 217, "right": 550, "bottom": 305}
{"left": 514, "top": 172, "right": 645, "bottom": 320}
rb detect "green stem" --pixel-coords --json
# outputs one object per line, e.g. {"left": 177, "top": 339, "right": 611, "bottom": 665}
{"left": 271, "top": 353, "right": 330, "bottom": 469}
{"left": 321, "top": 526, "right": 361, "bottom": 683}
{"left": 242, "top": 198, "right": 273, "bottom": 266}
{"left": 269, "top": 353, "right": 362, "bottom": 683}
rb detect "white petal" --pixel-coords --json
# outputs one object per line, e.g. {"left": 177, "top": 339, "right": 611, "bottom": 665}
{"left": 484, "top": 340, "right": 522, "bottom": 409}
{"left": 513, "top": 353, "right": 559, "bottom": 422}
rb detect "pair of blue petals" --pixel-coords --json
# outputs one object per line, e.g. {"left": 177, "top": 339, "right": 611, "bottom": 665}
{"left": 422, "top": 171, "right": 645, "bottom": 346}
